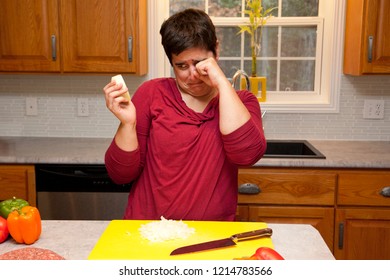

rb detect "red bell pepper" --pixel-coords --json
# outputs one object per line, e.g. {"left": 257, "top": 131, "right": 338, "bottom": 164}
{"left": 0, "top": 216, "right": 9, "bottom": 243}
{"left": 253, "top": 247, "right": 285, "bottom": 260}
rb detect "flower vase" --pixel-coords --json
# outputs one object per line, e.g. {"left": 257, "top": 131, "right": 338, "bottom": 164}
{"left": 240, "top": 76, "right": 267, "bottom": 102}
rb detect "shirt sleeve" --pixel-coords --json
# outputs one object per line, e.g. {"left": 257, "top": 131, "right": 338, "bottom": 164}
{"left": 104, "top": 139, "right": 141, "bottom": 184}
{"left": 104, "top": 81, "right": 153, "bottom": 184}
{"left": 221, "top": 90, "right": 266, "bottom": 166}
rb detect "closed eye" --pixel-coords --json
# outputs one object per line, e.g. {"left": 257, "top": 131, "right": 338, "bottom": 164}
{"left": 174, "top": 63, "right": 189, "bottom": 70}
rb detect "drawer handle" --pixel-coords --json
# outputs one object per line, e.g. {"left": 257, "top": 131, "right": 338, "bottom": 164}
{"left": 51, "top": 35, "right": 56, "bottom": 61}
{"left": 128, "top": 36, "right": 133, "bottom": 62}
{"left": 238, "top": 183, "right": 261, "bottom": 194}
{"left": 380, "top": 186, "right": 390, "bottom": 197}
{"left": 338, "top": 222, "right": 344, "bottom": 249}
{"left": 367, "top": 35, "right": 373, "bottom": 63}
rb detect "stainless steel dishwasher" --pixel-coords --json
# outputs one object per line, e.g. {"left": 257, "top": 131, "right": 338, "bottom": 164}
{"left": 35, "top": 164, "right": 132, "bottom": 220}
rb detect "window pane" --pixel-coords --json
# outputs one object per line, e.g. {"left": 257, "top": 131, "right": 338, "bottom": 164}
{"left": 244, "top": 60, "right": 277, "bottom": 91}
{"left": 218, "top": 60, "right": 242, "bottom": 79}
{"left": 244, "top": 26, "right": 278, "bottom": 57}
{"left": 209, "top": 0, "right": 241, "bottom": 17}
{"left": 280, "top": 60, "right": 315, "bottom": 91}
{"left": 169, "top": 0, "right": 204, "bottom": 15}
{"left": 281, "top": 26, "right": 317, "bottom": 57}
{"left": 262, "top": 0, "right": 279, "bottom": 16}
{"left": 216, "top": 27, "right": 241, "bottom": 57}
{"left": 282, "top": 0, "right": 319, "bottom": 17}
{"left": 167, "top": 0, "right": 322, "bottom": 98}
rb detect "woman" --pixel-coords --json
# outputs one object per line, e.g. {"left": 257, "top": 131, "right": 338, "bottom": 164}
{"left": 103, "top": 9, "right": 266, "bottom": 221}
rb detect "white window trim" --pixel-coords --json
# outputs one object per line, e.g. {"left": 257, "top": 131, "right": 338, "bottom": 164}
{"left": 147, "top": 0, "right": 345, "bottom": 113}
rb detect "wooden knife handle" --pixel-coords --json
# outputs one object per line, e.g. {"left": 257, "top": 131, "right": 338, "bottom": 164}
{"left": 233, "top": 228, "right": 273, "bottom": 241}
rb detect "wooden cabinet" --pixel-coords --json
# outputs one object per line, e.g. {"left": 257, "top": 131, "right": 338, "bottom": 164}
{"left": 0, "top": 0, "right": 60, "bottom": 72}
{"left": 334, "top": 169, "right": 390, "bottom": 259}
{"left": 247, "top": 206, "right": 335, "bottom": 251}
{"left": 237, "top": 167, "right": 390, "bottom": 259}
{"left": 0, "top": 165, "right": 36, "bottom": 206}
{"left": 237, "top": 168, "right": 337, "bottom": 252}
{"left": 0, "top": 0, "right": 147, "bottom": 74}
{"left": 343, "top": 0, "right": 390, "bottom": 75}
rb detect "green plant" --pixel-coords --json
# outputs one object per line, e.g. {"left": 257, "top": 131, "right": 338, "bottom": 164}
{"left": 238, "top": 0, "right": 277, "bottom": 77}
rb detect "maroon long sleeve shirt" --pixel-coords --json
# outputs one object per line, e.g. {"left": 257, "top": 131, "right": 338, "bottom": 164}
{"left": 105, "top": 78, "right": 266, "bottom": 221}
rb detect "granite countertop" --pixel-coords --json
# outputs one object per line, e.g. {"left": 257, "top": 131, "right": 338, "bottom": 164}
{"left": 0, "top": 221, "right": 335, "bottom": 260}
{"left": 0, "top": 136, "right": 389, "bottom": 168}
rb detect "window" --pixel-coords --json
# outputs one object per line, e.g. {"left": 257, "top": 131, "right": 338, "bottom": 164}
{"left": 149, "top": 0, "right": 344, "bottom": 113}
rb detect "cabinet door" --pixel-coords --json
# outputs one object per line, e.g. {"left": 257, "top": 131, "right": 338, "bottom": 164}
{"left": 248, "top": 206, "right": 335, "bottom": 252}
{"left": 334, "top": 208, "right": 390, "bottom": 259}
{"left": 344, "top": 0, "right": 390, "bottom": 74}
{"left": 60, "top": 0, "right": 147, "bottom": 74}
{"left": 0, "top": 165, "right": 36, "bottom": 206}
{"left": 0, "top": 0, "right": 60, "bottom": 72}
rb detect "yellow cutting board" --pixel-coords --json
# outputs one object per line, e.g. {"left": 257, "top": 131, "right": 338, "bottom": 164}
{"left": 88, "top": 220, "right": 274, "bottom": 260}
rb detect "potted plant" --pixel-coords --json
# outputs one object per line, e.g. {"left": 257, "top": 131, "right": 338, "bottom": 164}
{"left": 238, "top": 0, "right": 276, "bottom": 101}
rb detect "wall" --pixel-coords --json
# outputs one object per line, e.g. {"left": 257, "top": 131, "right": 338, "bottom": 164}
{"left": 0, "top": 74, "right": 389, "bottom": 140}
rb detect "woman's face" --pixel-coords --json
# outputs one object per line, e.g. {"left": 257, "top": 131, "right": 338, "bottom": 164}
{"left": 171, "top": 47, "right": 216, "bottom": 98}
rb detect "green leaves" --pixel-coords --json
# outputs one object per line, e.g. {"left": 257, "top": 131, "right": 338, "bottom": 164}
{"left": 237, "top": 0, "right": 277, "bottom": 75}
{"left": 238, "top": 0, "right": 276, "bottom": 36}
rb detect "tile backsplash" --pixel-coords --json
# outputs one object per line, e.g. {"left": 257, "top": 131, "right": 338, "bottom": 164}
{"left": 0, "top": 74, "right": 389, "bottom": 140}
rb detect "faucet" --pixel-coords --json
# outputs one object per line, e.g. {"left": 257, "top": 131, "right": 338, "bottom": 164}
{"left": 231, "top": 69, "right": 250, "bottom": 91}
{"left": 261, "top": 110, "right": 266, "bottom": 131}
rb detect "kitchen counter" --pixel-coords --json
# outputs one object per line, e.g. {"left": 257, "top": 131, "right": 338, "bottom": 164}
{"left": 0, "top": 221, "right": 335, "bottom": 260}
{"left": 0, "top": 136, "right": 389, "bottom": 168}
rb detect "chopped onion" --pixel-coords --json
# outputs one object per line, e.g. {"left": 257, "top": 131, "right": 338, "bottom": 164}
{"left": 139, "top": 216, "right": 195, "bottom": 242}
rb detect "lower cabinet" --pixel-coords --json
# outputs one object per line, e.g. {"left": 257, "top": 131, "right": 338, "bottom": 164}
{"left": 237, "top": 167, "right": 390, "bottom": 260}
{"left": 334, "top": 208, "right": 390, "bottom": 259}
{"left": 237, "top": 167, "right": 337, "bottom": 253}
{"left": 334, "top": 169, "right": 390, "bottom": 259}
{"left": 247, "top": 206, "right": 334, "bottom": 252}
{"left": 0, "top": 165, "right": 36, "bottom": 206}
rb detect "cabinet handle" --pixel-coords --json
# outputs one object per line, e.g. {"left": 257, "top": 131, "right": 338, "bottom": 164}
{"left": 338, "top": 222, "right": 344, "bottom": 249}
{"left": 128, "top": 36, "right": 133, "bottom": 62}
{"left": 367, "top": 35, "right": 373, "bottom": 63}
{"left": 380, "top": 186, "right": 390, "bottom": 197}
{"left": 238, "top": 183, "right": 261, "bottom": 194}
{"left": 51, "top": 35, "right": 56, "bottom": 61}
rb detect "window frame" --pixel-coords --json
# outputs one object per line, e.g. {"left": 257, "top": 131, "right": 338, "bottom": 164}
{"left": 147, "top": 0, "right": 345, "bottom": 113}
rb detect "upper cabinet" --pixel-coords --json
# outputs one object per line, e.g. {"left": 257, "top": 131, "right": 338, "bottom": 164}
{"left": 343, "top": 0, "right": 390, "bottom": 75}
{"left": 0, "top": 0, "right": 147, "bottom": 75}
{"left": 0, "top": 0, "right": 60, "bottom": 72}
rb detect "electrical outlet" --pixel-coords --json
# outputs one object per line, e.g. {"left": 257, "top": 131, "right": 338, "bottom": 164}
{"left": 363, "top": 100, "right": 384, "bottom": 119}
{"left": 26, "top": 97, "right": 38, "bottom": 116}
{"left": 77, "top": 98, "right": 89, "bottom": 116}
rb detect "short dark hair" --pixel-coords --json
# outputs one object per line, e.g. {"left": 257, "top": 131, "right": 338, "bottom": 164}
{"left": 160, "top": 9, "right": 218, "bottom": 65}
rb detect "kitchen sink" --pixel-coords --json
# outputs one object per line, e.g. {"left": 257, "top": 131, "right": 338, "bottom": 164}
{"left": 263, "top": 140, "right": 326, "bottom": 159}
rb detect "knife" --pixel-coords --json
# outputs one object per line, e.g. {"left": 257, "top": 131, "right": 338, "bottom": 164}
{"left": 170, "top": 228, "right": 272, "bottom": 255}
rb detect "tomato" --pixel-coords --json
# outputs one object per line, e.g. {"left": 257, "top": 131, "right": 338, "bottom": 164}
{"left": 0, "top": 216, "right": 9, "bottom": 243}
{"left": 253, "top": 247, "right": 284, "bottom": 260}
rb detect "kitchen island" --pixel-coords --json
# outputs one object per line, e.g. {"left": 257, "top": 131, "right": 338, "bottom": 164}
{"left": 0, "top": 221, "right": 335, "bottom": 260}
{"left": 1, "top": 137, "right": 389, "bottom": 260}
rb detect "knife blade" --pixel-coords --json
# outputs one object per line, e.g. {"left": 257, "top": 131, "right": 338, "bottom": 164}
{"left": 170, "top": 228, "right": 272, "bottom": 256}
